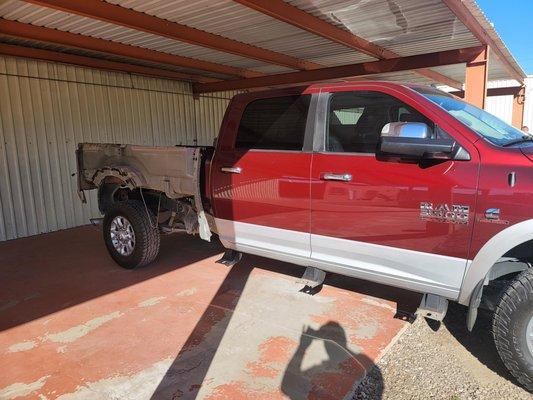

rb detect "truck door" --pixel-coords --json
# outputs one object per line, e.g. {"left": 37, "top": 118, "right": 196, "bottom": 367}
{"left": 310, "top": 89, "right": 479, "bottom": 298}
{"left": 210, "top": 93, "right": 314, "bottom": 263}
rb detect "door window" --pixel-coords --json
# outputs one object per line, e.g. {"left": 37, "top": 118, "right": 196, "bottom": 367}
{"left": 236, "top": 95, "right": 311, "bottom": 150}
{"left": 326, "top": 91, "right": 436, "bottom": 153}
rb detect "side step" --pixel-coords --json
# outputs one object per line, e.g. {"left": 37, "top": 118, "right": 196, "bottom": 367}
{"left": 416, "top": 293, "right": 448, "bottom": 322}
{"left": 216, "top": 249, "right": 242, "bottom": 267}
{"left": 298, "top": 266, "right": 326, "bottom": 295}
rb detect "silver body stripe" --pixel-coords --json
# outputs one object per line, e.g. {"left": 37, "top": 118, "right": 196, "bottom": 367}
{"left": 215, "top": 218, "right": 468, "bottom": 300}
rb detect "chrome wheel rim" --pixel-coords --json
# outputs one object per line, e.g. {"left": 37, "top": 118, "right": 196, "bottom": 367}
{"left": 527, "top": 315, "right": 533, "bottom": 358}
{"left": 110, "top": 216, "right": 135, "bottom": 256}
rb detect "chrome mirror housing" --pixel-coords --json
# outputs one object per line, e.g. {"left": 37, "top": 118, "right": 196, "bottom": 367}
{"left": 381, "top": 122, "right": 430, "bottom": 139}
{"left": 379, "top": 122, "right": 459, "bottom": 159}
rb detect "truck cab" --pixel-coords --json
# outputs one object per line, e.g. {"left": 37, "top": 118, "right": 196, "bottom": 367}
{"left": 211, "top": 83, "right": 478, "bottom": 300}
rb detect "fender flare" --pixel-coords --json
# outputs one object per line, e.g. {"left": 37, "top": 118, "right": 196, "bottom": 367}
{"left": 459, "top": 219, "right": 533, "bottom": 306}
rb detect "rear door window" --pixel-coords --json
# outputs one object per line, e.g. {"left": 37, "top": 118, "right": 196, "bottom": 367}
{"left": 236, "top": 95, "right": 311, "bottom": 150}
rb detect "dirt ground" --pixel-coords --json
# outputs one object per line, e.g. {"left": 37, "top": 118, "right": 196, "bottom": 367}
{"left": 353, "top": 302, "right": 531, "bottom": 399}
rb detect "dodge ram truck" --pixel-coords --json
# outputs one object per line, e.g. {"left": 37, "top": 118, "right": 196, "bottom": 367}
{"left": 77, "top": 81, "right": 533, "bottom": 390}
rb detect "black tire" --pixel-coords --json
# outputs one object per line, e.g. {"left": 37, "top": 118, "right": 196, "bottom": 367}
{"left": 492, "top": 268, "right": 533, "bottom": 391}
{"left": 103, "top": 200, "right": 160, "bottom": 269}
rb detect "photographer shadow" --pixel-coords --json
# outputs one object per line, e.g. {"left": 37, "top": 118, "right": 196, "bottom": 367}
{"left": 281, "top": 321, "right": 383, "bottom": 400}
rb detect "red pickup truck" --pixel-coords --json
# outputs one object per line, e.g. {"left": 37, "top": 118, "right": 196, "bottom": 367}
{"left": 77, "top": 81, "right": 533, "bottom": 390}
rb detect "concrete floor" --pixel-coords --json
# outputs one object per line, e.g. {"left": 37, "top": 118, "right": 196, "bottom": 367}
{"left": 0, "top": 226, "right": 420, "bottom": 400}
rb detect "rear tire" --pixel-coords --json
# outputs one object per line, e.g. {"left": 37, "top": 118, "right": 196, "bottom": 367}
{"left": 492, "top": 268, "right": 533, "bottom": 391}
{"left": 103, "top": 200, "right": 160, "bottom": 269}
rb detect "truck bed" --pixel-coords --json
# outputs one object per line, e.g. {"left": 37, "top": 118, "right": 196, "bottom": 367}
{"left": 77, "top": 143, "right": 202, "bottom": 199}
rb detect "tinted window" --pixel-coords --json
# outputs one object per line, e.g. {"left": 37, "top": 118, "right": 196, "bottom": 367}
{"left": 327, "top": 91, "right": 436, "bottom": 153}
{"left": 236, "top": 95, "right": 311, "bottom": 150}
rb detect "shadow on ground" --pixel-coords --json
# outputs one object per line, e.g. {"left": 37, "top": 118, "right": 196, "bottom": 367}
{"left": 281, "top": 321, "right": 384, "bottom": 400}
{"left": 150, "top": 252, "right": 419, "bottom": 399}
{"left": 0, "top": 226, "right": 223, "bottom": 331}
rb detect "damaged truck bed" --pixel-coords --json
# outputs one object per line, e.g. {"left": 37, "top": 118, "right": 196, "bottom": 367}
{"left": 77, "top": 143, "right": 213, "bottom": 241}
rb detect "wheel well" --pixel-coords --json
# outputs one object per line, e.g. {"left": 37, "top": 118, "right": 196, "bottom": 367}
{"left": 488, "top": 240, "right": 533, "bottom": 282}
{"left": 97, "top": 180, "right": 135, "bottom": 214}
{"left": 466, "top": 240, "right": 532, "bottom": 331}
{"left": 479, "top": 241, "right": 532, "bottom": 312}
{"left": 97, "top": 182, "right": 186, "bottom": 218}
{"left": 503, "top": 239, "right": 533, "bottom": 263}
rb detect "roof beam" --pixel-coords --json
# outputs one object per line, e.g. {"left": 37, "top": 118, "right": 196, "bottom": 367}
{"left": 24, "top": 0, "right": 322, "bottom": 71}
{"left": 0, "top": 43, "right": 218, "bottom": 83}
{"left": 0, "top": 19, "right": 258, "bottom": 79}
{"left": 412, "top": 69, "right": 463, "bottom": 90}
{"left": 442, "top": 0, "right": 524, "bottom": 83}
{"left": 234, "top": 0, "right": 463, "bottom": 89}
{"left": 194, "top": 46, "right": 485, "bottom": 94}
{"left": 450, "top": 86, "right": 524, "bottom": 98}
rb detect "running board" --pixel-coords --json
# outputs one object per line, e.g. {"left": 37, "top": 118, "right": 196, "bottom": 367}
{"left": 216, "top": 249, "right": 242, "bottom": 267}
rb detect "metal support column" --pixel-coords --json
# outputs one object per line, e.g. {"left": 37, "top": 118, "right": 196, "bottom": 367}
{"left": 464, "top": 46, "right": 489, "bottom": 109}
{"left": 512, "top": 87, "right": 526, "bottom": 129}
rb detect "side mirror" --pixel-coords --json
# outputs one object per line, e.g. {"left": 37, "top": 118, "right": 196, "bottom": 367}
{"left": 379, "top": 122, "right": 456, "bottom": 159}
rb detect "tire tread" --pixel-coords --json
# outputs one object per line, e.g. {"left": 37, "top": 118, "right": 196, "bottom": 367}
{"left": 492, "top": 268, "right": 533, "bottom": 391}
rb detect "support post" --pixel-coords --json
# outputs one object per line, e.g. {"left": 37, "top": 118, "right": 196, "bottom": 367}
{"left": 512, "top": 87, "right": 526, "bottom": 129}
{"left": 464, "top": 46, "right": 489, "bottom": 109}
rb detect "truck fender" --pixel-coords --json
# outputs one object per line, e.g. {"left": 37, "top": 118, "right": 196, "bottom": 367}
{"left": 92, "top": 166, "right": 147, "bottom": 190}
{"left": 460, "top": 219, "right": 533, "bottom": 330}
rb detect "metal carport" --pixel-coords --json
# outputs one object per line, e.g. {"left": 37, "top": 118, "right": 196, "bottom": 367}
{"left": 0, "top": 2, "right": 530, "bottom": 399}
{"left": 0, "top": 0, "right": 528, "bottom": 241}
{"left": 0, "top": 0, "right": 527, "bottom": 241}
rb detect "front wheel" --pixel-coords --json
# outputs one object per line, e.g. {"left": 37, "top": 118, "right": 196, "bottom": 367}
{"left": 492, "top": 268, "right": 533, "bottom": 391}
{"left": 103, "top": 200, "right": 160, "bottom": 269}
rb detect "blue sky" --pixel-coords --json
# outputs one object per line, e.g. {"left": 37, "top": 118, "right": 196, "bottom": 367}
{"left": 477, "top": 0, "right": 533, "bottom": 74}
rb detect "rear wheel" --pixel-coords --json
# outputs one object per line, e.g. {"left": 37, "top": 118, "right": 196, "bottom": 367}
{"left": 492, "top": 268, "right": 533, "bottom": 391}
{"left": 103, "top": 200, "right": 160, "bottom": 269}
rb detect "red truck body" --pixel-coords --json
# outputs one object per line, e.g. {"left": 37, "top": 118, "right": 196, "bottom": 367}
{"left": 207, "top": 81, "right": 532, "bottom": 303}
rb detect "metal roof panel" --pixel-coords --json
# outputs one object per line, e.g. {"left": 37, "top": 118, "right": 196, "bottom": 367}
{"left": 0, "top": 0, "right": 524, "bottom": 84}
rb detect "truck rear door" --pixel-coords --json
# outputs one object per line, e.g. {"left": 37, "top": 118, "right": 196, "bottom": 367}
{"left": 309, "top": 88, "right": 479, "bottom": 298}
{"left": 210, "top": 92, "right": 314, "bottom": 263}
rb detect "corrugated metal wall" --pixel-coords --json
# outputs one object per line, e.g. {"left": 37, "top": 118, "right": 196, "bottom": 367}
{"left": 0, "top": 55, "right": 235, "bottom": 241}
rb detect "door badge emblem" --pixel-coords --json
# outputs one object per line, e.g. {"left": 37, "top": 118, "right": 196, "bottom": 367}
{"left": 420, "top": 202, "right": 469, "bottom": 224}
{"left": 477, "top": 208, "right": 509, "bottom": 225}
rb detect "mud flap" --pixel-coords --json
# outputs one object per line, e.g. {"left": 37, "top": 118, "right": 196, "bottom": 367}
{"left": 467, "top": 279, "right": 485, "bottom": 331}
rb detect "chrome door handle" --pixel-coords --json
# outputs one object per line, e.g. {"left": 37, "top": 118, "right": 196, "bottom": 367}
{"left": 322, "top": 173, "right": 352, "bottom": 182}
{"left": 220, "top": 166, "right": 242, "bottom": 174}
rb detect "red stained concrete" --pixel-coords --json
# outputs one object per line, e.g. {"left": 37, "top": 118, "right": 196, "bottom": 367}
{"left": 0, "top": 226, "right": 420, "bottom": 399}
